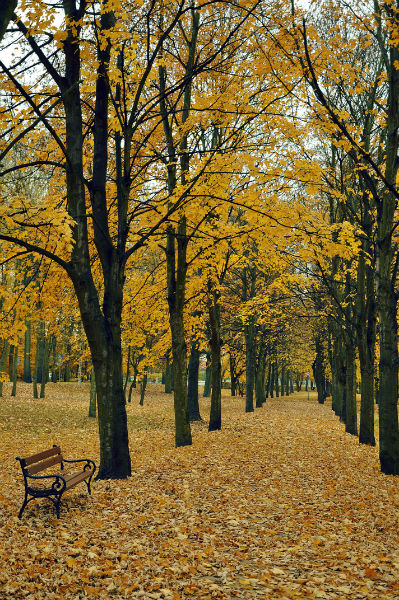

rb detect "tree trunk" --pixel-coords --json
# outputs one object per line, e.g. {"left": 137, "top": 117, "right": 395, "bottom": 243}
{"left": 8, "top": 343, "right": 14, "bottom": 381}
{"left": 0, "top": 340, "right": 9, "bottom": 397}
{"left": 203, "top": 352, "right": 211, "bottom": 397}
{"left": 208, "top": 283, "right": 222, "bottom": 431}
{"left": 0, "top": 0, "right": 17, "bottom": 41}
{"left": 33, "top": 320, "right": 44, "bottom": 399}
{"left": 255, "top": 344, "right": 266, "bottom": 407}
{"left": 164, "top": 355, "right": 173, "bottom": 394}
{"left": 128, "top": 380, "right": 135, "bottom": 403}
{"left": 356, "top": 231, "right": 376, "bottom": 445}
{"left": 40, "top": 335, "right": 50, "bottom": 398}
{"left": 123, "top": 345, "right": 131, "bottom": 397}
{"left": 139, "top": 372, "right": 147, "bottom": 406}
{"left": 285, "top": 368, "right": 290, "bottom": 397}
{"left": 229, "top": 353, "right": 237, "bottom": 397}
{"left": 345, "top": 343, "right": 358, "bottom": 436}
{"left": 89, "top": 368, "right": 97, "bottom": 417}
{"left": 50, "top": 336, "right": 58, "bottom": 383}
{"left": 23, "top": 320, "right": 32, "bottom": 382}
{"left": 11, "top": 344, "right": 17, "bottom": 396}
{"left": 274, "top": 360, "right": 279, "bottom": 398}
{"left": 269, "top": 362, "right": 275, "bottom": 398}
{"left": 313, "top": 333, "right": 327, "bottom": 404}
{"left": 187, "top": 342, "right": 202, "bottom": 421}
{"left": 245, "top": 315, "right": 256, "bottom": 412}
{"left": 166, "top": 220, "right": 192, "bottom": 447}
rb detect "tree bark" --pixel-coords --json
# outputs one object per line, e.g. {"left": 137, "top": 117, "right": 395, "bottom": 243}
{"left": 204, "top": 352, "right": 211, "bottom": 397}
{"left": 245, "top": 315, "right": 256, "bottom": 412}
{"left": 139, "top": 372, "right": 147, "bottom": 406}
{"left": 11, "top": 344, "right": 17, "bottom": 396}
{"left": 40, "top": 335, "right": 49, "bottom": 398}
{"left": 89, "top": 367, "right": 97, "bottom": 418}
{"left": 345, "top": 343, "right": 357, "bottom": 436}
{"left": 208, "top": 282, "right": 222, "bottom": 431}
{"left": 188, "top": 342, "right": 202, "bottom": 421}
{"left": 23, "top": 320, "right": 32, "bottom": 382}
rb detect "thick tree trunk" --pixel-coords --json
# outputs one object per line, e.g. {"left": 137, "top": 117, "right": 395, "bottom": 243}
{"left": 357, "top": 238, "right": 376, "bottom": 445}
{"left": 0, "top": 0, "right": 17, "bottom": 41}
{"left": 166, "top": 220, "right": 192, "bottom": 447}
{"left": 89, "top": 367, "right": 97, "bottom": 418}
{"left": 377, "top": 241, "right": 399, "bottom": 473}
{"left": 187, "top": 342, "right": 201, "bottom": 421}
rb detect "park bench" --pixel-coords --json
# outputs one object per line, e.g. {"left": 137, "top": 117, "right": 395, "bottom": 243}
{"left": 16, "top": 445, "right": 96, "bottom": 519}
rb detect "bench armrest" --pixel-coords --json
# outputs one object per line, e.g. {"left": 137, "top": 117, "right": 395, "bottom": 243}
{"left": 62, "top": 458, "right": 96, "bottom": 474}
{"left": 23, "top": 472, "right": 67, "bottom": 493}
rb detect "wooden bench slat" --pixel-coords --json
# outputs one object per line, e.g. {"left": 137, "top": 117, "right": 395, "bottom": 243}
{"left": 64, "top": 471, "right": 92, "bottom": 490}
{"left": 27, "top": 454, "right": 63, "bottom": 475}
{"left": 23, "top": 446, "right": 62, "bottom": 467}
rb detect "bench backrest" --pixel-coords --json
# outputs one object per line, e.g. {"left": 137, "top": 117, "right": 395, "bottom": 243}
{"left": 17, "top": 446, "right": 63, "bottom": 475}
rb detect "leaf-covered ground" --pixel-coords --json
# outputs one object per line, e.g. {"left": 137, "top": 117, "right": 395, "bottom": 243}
{"left": 1, "top": 383, "right": 399, "bottom": 599}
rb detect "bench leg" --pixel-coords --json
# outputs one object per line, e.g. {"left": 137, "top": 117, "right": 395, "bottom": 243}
{"left": 18, "top": 492, "right": 29, "bottom": 519}
{"left": 48, "top": 495, "right": 62, "bottom": 518}
{"left": 84, "top": 477, "right": 93, "bottom": 495}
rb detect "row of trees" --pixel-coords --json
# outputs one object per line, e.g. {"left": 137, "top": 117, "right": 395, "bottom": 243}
{"left": 2, "top": 0, "right": 399, "bottom": 477}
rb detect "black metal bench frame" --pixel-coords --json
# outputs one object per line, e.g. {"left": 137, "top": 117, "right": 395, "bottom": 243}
{"left": 16, "top": 445, "right": 96, "bottom": 519}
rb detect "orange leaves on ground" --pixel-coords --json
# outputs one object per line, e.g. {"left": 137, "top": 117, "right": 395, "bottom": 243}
{"left": 1, "top": 382, "right": 399, "bottom": 598}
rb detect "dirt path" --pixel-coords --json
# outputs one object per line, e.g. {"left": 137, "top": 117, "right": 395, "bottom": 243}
{"left": 1, "top": 385, "right": 399, "bottom": 599}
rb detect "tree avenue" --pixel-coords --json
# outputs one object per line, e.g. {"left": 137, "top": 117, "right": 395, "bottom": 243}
{"left": 2, "top": 0, "right": 399, "bottom": 480}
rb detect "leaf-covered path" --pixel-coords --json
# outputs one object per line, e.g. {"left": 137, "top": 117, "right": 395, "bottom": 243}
{"left": 1, "top": 384, "right": 399, "bottom": 599}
